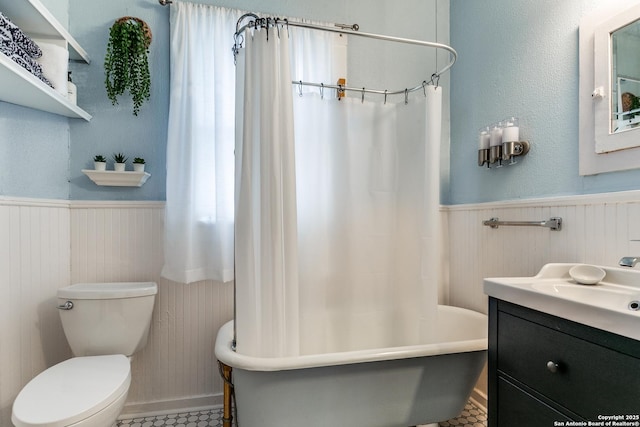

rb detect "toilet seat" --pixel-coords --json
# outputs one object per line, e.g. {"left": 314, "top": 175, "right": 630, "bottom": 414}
{"left": 12, "top": 354, "right": 131, "bottom": 427}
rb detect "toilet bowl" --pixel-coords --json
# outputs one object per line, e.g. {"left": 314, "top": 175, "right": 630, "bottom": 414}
{"left": 12, "top": 355, "right": 130, "bottom": 427}
{"left": 11, "top": 282, "right": 157, "bottom": 427}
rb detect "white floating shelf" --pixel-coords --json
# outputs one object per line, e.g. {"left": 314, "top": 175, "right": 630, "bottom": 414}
{"left": 0, "top": 0, "right": 92, "bottom": 119}
{"left": 0, "top": 53, "right": 92, "bottom": 120}
{"left": 82, "top": 170, "right": 151, "bottom": 187}
{"left": 0, "top": 0, "right": 90, "bottom": 63}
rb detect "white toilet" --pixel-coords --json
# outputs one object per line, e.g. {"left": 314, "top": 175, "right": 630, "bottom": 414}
{"left": 12, "top": 282, "right": 158, "bottom": 427}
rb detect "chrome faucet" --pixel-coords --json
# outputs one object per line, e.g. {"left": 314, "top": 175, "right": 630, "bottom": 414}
{"left": 619, "top": 257, "right": 640, "bottom": 267}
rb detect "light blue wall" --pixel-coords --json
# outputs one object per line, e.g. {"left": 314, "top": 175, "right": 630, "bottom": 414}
{"left": 0, "top": 0, "right": 69, "bottom": 200}
{"left": 64, "top": 0, "right": 444, "bottom": 200}
{"left": 0, "top": 104, "right": 70, "bottom": 198}
{"left": 8, "top": 1, "right": 640, "bottom": 204}
{"left": 449, "top": 0, "right": 640, "bottom": 205}
{"left": 2, "top": 0, "right": 442, "bottom": 201}
{"left": 68, "top": 0, "right": 168, "bottom": 200}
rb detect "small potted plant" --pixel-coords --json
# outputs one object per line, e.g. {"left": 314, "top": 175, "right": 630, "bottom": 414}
{"left": 104, "top": 17, "right": 152, "bottom": 116}
{"left": 133, "top": 157, "right": 146, "bottom": 172}
{"left": 113, "top": 152, "right": 128, "bottom": 172}
{"left": 94, "top": 155, "right": 107, "bottom": 171}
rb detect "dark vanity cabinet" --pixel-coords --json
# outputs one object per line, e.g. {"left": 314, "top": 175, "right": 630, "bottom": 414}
{"left": 488, "top": 298, "right": 640, "bottom": 427}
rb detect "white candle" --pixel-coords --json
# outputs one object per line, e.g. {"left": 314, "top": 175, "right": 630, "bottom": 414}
{"left": 478, "top": 130, "right": 490, "bottom": 149}
{"left": 502, "top": 126, "right": 519, "bottom": 142}
{"left": 502, "top": 117, "right": 520, "bottom": 143}
{"left": 489, "top": 125, "right": 502, "bottom": 147}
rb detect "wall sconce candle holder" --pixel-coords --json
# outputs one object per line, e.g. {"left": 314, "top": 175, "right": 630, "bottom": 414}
{"left": 478, "top": 148, "right": 489, "bottom": 167}
{"left": 489, "top": 145, "right": 503, "bottom": 166}
{"left": 477, "top": 117, "right": 530, "bottom": 168}
{"left": 502, "top": 140, "right": 530, "bottom": 165}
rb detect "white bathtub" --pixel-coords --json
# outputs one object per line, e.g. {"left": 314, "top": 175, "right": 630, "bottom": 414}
{"left": 215, "top": 305, "right": 487, "bottom": 427}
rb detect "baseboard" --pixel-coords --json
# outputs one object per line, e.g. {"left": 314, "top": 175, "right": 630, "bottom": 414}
{"left": 118, "top": 394, "right": 223, "bottom": 419}
{"left": 469, "top": 387, "right": 487, "bottom": 412}
{"left": 118, "top": 388, "right": 487, "bottom": 420}
{"left": 117, "top": 388, "right": 486, "bottom": 420}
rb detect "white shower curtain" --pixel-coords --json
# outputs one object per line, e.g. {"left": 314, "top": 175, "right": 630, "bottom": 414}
{"left": 235, "top": 27, "right": 300, "bottom": 357}
{"left": 294, "top": 91, "right": 442, "bottom": 354}
{"left": 294, "top": 95, "right": 403, "bottom": 354}
{"left": 235, "top": 23, "right": 443, "bottom": 358}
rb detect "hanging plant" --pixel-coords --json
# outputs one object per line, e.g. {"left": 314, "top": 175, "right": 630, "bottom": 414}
{"left": 104, "top": 16, "right": 152, "bottom": 116}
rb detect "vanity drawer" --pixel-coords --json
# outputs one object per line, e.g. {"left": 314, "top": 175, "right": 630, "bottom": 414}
{"left": 497, "top": 311, "right": 640, "bottom": 419}
{"left": 496, "top": 377, "right": 575, "bottom": 427}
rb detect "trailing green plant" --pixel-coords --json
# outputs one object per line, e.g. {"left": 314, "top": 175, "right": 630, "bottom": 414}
{"left": 104, "top": 17, "right": 152, "bottom": 116}
{"left": 133, "top": 157, "right": 146, "bottom": 164}
{"left": 113, "top": 152, "right": 128, "bottom": 163}
{"left": 94, "top": 155, "right": 106, "bottom": 162}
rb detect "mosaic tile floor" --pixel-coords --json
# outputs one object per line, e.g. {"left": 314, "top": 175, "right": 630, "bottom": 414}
{"left": 438, "top": 402, "right": 487, "bottom": 427}
{"left": 116, "top": 401, "right": 486, "bottom": 427}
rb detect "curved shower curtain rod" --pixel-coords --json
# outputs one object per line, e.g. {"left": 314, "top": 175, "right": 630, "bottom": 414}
{"left": 233, "top": 14, "right": 457, "bottom": 100}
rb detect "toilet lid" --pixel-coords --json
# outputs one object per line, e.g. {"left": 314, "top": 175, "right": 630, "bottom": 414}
{"left": 12, "top": 354, "right": 131, "bottom": 427}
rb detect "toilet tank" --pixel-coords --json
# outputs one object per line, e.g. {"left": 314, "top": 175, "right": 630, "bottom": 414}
{"left": 57, "top": 282, "right": 158, "bottom": 357}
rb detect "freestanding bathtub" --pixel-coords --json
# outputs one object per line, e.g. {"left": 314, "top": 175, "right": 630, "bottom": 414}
{"left": 215, "top": 305, "right": 487, "bottom": 427}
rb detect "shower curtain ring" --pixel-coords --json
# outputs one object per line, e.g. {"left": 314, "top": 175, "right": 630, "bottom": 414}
{"left": 266, "top": 18, "right": 269, "bottom": 41}
{"left": 384, "top": 90, "right": 388, "bottom": 104}
{"left": 404, "top": 88, "right": 409, "bottom": 105}
{"left": 422, "top": 81, "right": 427, "bottom": 97}
{"left": 361, "top": 87, "right": 365, "bottom": 103}
{"left": 298, "top": 81, "right": 303, "bottom": 97}
{"left": 320, "top": 83, "right": 324, "bottom": 99}
{"left": 430, "top": 73, "right": 440, "bottom": 87}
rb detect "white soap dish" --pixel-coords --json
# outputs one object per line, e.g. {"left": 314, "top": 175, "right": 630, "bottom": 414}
{"left": 569, "top": 264, "right": 606, "bottom": 285}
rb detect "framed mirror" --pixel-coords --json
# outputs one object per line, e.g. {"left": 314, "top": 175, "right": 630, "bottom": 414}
{"left": 579, "top": 1, "right": 640, "bottom": 175}
{"left": 594, "top": 5, "right": 640, "bottom": 153}
{"left": 613, "top": 75, "right": 640, "bottom": 134}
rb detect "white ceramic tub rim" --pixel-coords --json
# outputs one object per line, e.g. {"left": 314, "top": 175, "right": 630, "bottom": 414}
{"left": 215, "top": 305, "right": 488, "bottom": 372}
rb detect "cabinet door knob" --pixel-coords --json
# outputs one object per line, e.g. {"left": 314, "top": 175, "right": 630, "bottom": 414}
{"left": 546, "top": 361, "right": 559, "bottom": 373}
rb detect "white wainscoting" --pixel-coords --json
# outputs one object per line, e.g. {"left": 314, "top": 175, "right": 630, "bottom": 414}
{"left": 445, "top": 190, "right": 640, "bottom": 403}
{"left": 3, "top": 191, "right": 640, "bottom": 423}
{"left": 0, "top": 198, "right": 234, "bottom": 425}
{"left": 0, "top": 198, "right": 71, "bottom": 426}
{"left": 69, "top": 201, "right": 234, "bottom": 414}
{"left": 445, "top": 190, "right": 640, "bottom": 314}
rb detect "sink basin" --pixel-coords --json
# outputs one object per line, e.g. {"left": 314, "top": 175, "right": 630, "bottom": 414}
{"left": 531, "top": 282, "right": 640, "bottom": 312}
{"left": 484, "top": 263, "right": 640, "bottom": 340}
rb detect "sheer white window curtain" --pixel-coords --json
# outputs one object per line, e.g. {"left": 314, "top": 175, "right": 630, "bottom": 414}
{"left": 163, "top": 5, "right": 346, "bottom": 285}
{"left": 162, "top": 3, "right": 244, "bottom": 284}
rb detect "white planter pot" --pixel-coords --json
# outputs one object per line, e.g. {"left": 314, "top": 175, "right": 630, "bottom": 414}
{"left": 94, "top": 161, "right": 106, "bottom": 171}
{"left": 114, "top": 162, "right": 126, "bottom": 172}
{"left": 133, "top": 163, "right": 145, "bottom": 172}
